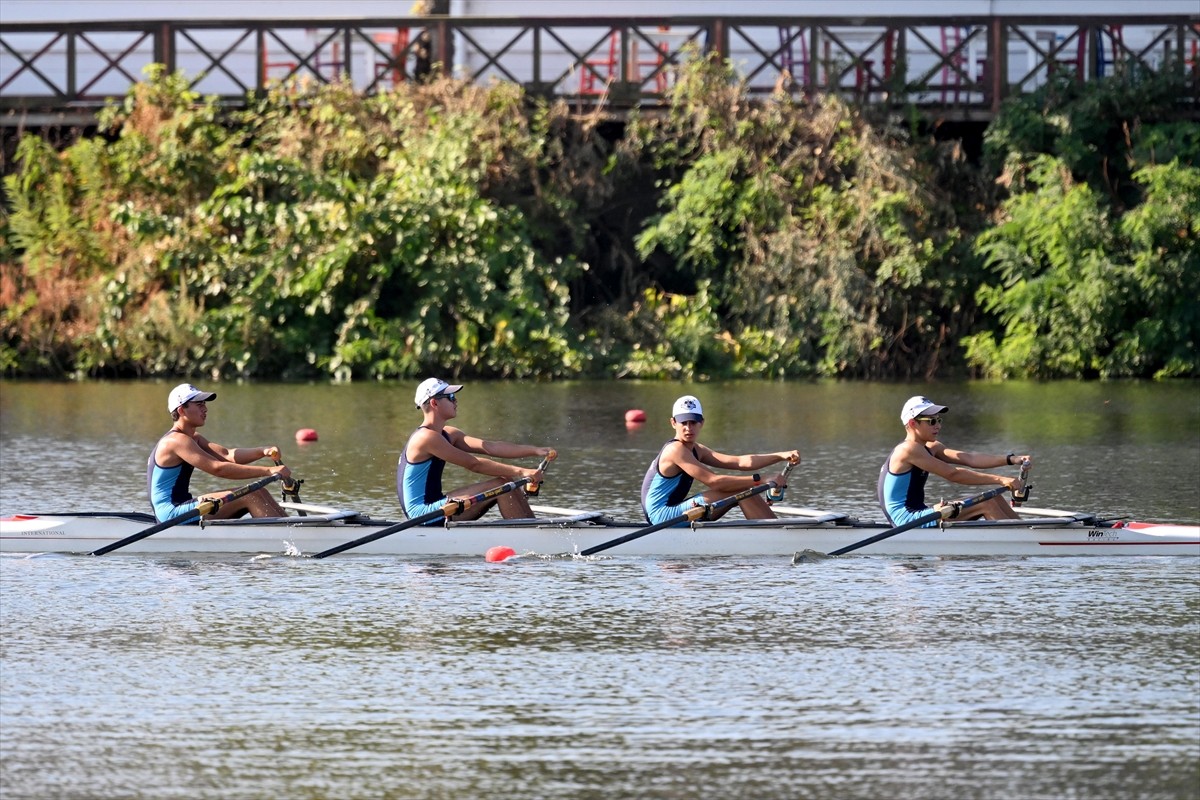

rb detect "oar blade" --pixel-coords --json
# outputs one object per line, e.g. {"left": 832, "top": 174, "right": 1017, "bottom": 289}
{"left": 791, "top": 548, "right": 830, "bottom": 564}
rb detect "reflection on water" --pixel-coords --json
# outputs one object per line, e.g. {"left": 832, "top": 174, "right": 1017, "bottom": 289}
{"left": 1, "top": 379, "right": 1198, "bottom": 523}
{"left": 1, "top": 553, "right": 1197, "bottom": 800}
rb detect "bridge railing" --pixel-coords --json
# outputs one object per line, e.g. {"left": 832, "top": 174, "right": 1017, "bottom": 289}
{"left": 2, "top": 15, "right": 1197, "bottom": 122}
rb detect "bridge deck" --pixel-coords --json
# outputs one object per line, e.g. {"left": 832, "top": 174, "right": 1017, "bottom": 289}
{"left": 2, "top": 14, "right": 1197, "bottom": 126}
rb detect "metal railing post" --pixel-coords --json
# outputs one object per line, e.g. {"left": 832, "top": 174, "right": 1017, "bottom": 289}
{"left": 989, "top": 16, "right": 1006, "bottom": 113}
{"left": 256, "top": 27, "right": 266, "bottom": 90}
{"left": 711, "top": 18, "right": 728, "bottom": 60}
{"left": 435, "top": 18, "right": 451, "bottom": 76}
{"left": 65, "top": 31, "right": 76, "bottom": 98}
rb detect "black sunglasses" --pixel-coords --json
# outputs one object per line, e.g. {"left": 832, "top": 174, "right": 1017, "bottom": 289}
{"left": 434, "top": 393, "right": 457, "bottom": 403}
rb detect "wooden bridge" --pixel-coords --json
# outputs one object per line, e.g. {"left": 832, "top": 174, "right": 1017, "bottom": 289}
{"left": 2, "top": 14, "right": 1198, "bottom": 127}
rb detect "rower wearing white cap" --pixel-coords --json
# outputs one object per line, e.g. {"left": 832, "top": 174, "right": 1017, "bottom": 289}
{"left": 640, "top": 395, "right": 799, "bottom": 526}
{"left": 147, "top": 383, "right": 292, "bottom": 522}
{"left": 878, "top": 395, "right": 1030, "bottom": 527}
{"left": 398, "top": 378, "right": 556, "bottom": 522}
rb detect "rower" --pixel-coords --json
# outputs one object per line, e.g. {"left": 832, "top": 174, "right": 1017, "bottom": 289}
{"left": 398, "top": 378, "right": 556, "bottom": 524}
{"left": 640, "top": 395, "right": 799, "bottom": 526}
{"left": 878, "top": 395, "right": 1029, "bottom": 527}
{"left": 148, "top": 383, "right": 292, "bottom": 523}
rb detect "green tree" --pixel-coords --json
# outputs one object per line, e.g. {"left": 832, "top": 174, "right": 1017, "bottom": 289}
{"left": 964, "top": 156, "right": 1198, "bottom": 378}
{"left": 629, "top": 53, "right": 973, "bottom": 378}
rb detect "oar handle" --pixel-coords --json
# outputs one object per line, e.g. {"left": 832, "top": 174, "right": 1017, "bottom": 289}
{"left": 767, "top": 459, "right": 798, "bottom": 503}
{"left": 580, "top": 482, "right": 775, "bottom": 557}
{"left": 1011, "top": 459, "right": 1032, "bottom": 506}
{"left": 91, "top": 473, "right": 282, "bottom": 556}
{"left": 267, "top": 448, "right": 303, "bottom": 502}
{"left": 523, "top": 453, "right": 554, "bottom": 498}
{"left": 311, "top": 476, "right": 533, "bottom": 558}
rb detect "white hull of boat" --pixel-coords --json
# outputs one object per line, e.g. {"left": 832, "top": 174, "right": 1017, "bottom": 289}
{"left": 2, "top": 506, "right": 1198, "bottom": 558}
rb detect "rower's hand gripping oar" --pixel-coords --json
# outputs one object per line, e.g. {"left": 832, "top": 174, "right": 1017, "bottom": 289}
{"left": 827, "top": 484, "right": 1011, "bottom": 557}
{"left": 580, "top": 481, "right": 777, "bottom": 557}
{"left": 523, "top": 453, "right": 554, "bottom": 498}
{"left": 767, "top": 458, "right": 799, "bottom": 504}
{"left": 1011, "top": 459, "right": 1032, "bottom": 507}
{"left": 267, "top": 446, "right": 303, "bottom": 504}
{"left": 90, "top": 474, "right": 283, "bottom": 556}
{"left": 311, "top": 474, "right": 536, "bottom": 559}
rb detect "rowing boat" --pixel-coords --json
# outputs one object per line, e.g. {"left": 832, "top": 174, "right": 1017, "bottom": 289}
{"left": 2, "top": 503, "right": 1197, "bottom": 557}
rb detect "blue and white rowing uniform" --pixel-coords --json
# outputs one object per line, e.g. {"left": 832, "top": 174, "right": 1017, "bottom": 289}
{"left": 147, "top": 431, "right": 200, "bottom": 523}
{"left": 877, "top": 444, "right": 936, "bottom": 527}
{"left": 640, "top": 440, "right": 703, "bottom": 525}
{"left": 397, "top": 427, "right": 451, "bottom": 522}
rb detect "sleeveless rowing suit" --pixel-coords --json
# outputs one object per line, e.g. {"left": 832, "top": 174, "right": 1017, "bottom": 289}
{"left": 640, "top": 440, "right": 703, "bottom": 525}
{"left": 398, "top": 427, "right": 452, "bottom": 522}
{"left": 877, "top": 444, "right": 937, "bottom": 527}
{"left": 147, "top": 431, "right": 201, "bottom": 522}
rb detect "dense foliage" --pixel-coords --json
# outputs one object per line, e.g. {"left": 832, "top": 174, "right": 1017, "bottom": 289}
{"left": 2, "top": 58, "right": 1195, "bottom": 380}
{"left": 966, "top": 70, "right": 1199, "bottom": 379}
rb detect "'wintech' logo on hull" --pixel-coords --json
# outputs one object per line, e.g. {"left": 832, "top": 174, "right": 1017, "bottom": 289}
{"left": 1087, "top": 529, "right": 1119, "bottom": 541}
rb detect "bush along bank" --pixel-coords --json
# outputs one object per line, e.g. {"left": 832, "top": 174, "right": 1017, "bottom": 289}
{"left": 2, "top": 57, "right": 1196, "bottom": 380}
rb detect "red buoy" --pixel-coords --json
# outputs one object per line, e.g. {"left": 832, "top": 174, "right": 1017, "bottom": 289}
{"left": 485, "top": 546, "right": 517, "bottom": 562}
{"left": 624, "top": 409, "right": 647, "bottom": 423}
{"left": 295, "top": 428, "right": 319, "bottom": 442}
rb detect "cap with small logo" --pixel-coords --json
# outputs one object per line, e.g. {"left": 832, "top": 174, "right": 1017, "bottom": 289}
{"left": 414, "top": 377, "right": 464, "bottom": 408}
{"left": 900, "top": 395, "right": 949, "bottom": 424}
{"left": 672, "top": 395, "right": 704, "bottom": 422}
{"left": 168, "top": 383, "right": 216, "bottom": 413}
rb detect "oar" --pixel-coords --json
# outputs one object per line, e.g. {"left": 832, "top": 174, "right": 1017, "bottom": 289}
{"left": 828, "top": 485, "right": 1010, "bottom": 557}
{"left": 90, "top": 473, "right": 282, "bottom": 556}
{"left": 580, "top": 481, "right": 775, "bottom": 557}
{"left": 312, "top": 475, "right": 534, "bottom": 559}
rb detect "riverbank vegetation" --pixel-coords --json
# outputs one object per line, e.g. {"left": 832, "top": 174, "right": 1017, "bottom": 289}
{"left": 2, "top": 57, "right": 1196, "bottom": 380}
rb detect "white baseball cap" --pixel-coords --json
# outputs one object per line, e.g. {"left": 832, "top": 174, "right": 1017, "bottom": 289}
{"left": 671, "top": 395, "right": 704, "bottom": 422}
{"left": 414, "top": 377, "right": 464, "bottom": 408}
{"left": 900, "top": 395, "right": 949, "bottom": 424}
{"left": 168, "top": 383, "right": 216, "bottom": 412}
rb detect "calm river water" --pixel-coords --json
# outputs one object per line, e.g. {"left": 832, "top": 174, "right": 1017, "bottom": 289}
{"left": 2, "top": 379, "right": 1199, "bottom": 799}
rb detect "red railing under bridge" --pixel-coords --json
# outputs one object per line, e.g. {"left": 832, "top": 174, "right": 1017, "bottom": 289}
{"left": 2, "top": 14, "right": 1198, "bottom": 126}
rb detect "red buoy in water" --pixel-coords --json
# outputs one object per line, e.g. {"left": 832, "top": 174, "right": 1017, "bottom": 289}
{"left": 624, "top": 409, "right": 647, "bottom": 424}
{"left": 295, "top": 428, "right": 319, "bottom": 442}
{"left": 485, "top": 546, "right": 517, "bottom": 562}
